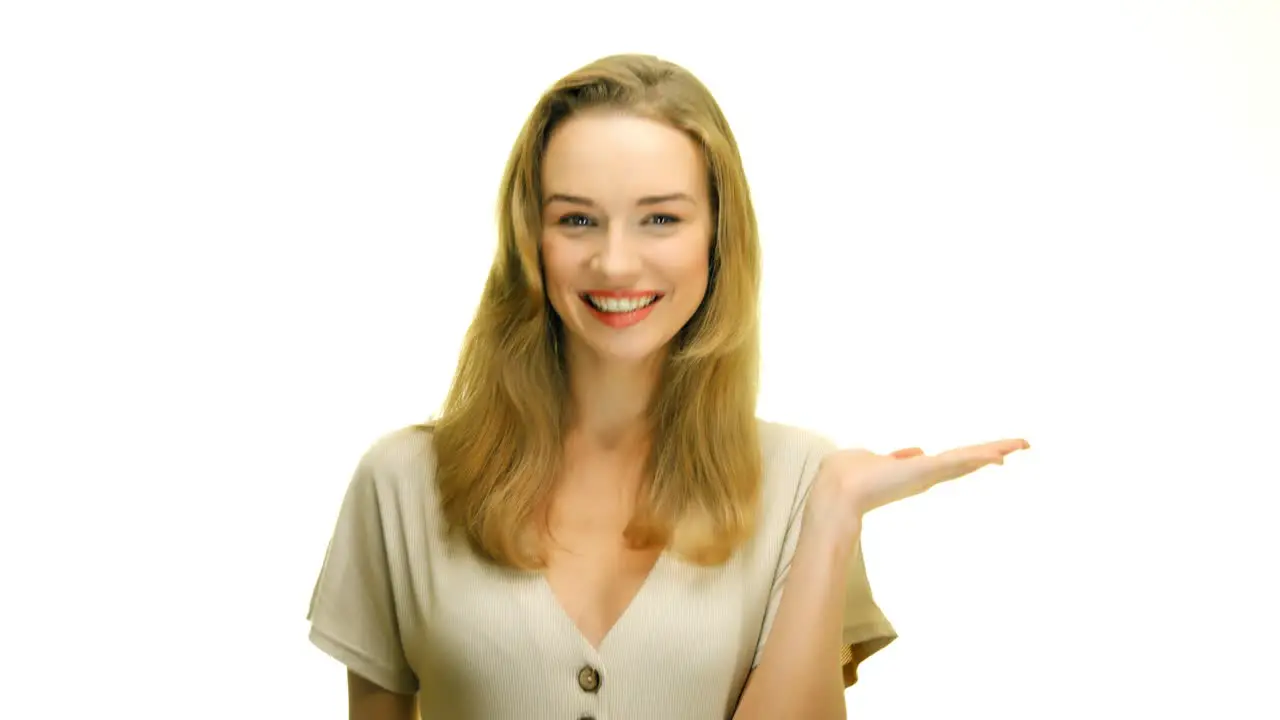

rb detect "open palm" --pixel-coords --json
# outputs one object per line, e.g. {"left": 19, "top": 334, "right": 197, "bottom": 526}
{"left": 814, "top": 438, "right": 1031, "bottom": 518}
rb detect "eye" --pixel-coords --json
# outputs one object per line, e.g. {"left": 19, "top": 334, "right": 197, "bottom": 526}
{"left": 557, "top": 213, "right": 595, "bottom": 228}
{"left": 646, "top": 213, "right": 681, "bottom": 226}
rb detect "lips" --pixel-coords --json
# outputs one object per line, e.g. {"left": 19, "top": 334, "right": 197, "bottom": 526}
{"left": 580, "top": 292, "right": 662, "bottom": 313}
{"left": 578, "top": 291, "right": 664, "bottom": 329}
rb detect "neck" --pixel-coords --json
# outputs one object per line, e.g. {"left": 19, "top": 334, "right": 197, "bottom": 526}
{"left": 564, "top": 345, "right": 664, "bottom": 451}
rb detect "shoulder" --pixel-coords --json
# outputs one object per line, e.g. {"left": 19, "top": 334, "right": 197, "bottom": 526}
{"left": 754, "top": 418, "right": 839, "bottom": 508}
{"left": 756, "top": 419, "right": 838, "bottom": 463}
{"left": 359, "top": 423, "right": 437, "bottom": 470}
{"left": 346, "top": 423, "right": 440, "bottom": 507}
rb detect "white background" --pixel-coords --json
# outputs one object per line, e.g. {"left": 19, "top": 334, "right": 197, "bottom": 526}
{"left": 2, "top": 1, "right": 1277, "bottom": 717}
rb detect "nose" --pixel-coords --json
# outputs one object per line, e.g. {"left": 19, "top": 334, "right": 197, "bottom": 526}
{"left": 590, "top": 225, "right": 642, "bottom": 280}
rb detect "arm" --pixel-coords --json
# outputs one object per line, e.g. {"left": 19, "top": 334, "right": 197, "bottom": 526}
{"left": 307, "top": 436, "right": 422, "bottom": 715}
{"left": 348, "top": 671, "right": 417, "bottom": 720}
{"left": 734, "top": 515, "right": 859, "bottom": 720}
{"left": 737, "top": 437, "right": 1030, "bottom": 718}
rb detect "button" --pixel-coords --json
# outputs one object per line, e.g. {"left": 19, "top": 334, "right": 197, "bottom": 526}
{"left": 577, "top": 665, "right": 600, "bottom": 693}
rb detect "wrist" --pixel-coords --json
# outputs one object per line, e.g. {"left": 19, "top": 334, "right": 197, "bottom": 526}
{"left": 802, "top": 467, "right": 866, "bottom": 549}
{"left": 800, "top": 501, "right": 862, "bottom": 566}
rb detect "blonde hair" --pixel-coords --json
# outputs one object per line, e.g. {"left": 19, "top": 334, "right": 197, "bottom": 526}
{"left": 425, "top": 53, "right": 763, "bottom": 569}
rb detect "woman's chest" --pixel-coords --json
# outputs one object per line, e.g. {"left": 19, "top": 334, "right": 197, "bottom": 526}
{"left": 401, "top": 541, "right": 767, "bottom": 720}
{"left": 543, "top": 543, "right": 661, "bottom": 647}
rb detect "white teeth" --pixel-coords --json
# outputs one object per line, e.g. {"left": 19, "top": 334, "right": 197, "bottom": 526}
{"left": 585, "top": 294, "right": 659, "bottom": 313}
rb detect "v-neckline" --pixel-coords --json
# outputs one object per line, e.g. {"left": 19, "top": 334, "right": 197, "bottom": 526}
{"left": 538, "top": 551, "right": 668, "bottom": 655}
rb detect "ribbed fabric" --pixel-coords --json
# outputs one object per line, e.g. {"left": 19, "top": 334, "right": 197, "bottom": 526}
{"left": 307, "top": 420, "right": 897, "bottom": 720}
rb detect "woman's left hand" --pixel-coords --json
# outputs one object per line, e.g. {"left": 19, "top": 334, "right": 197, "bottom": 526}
{"left": 804, "top": 438, "right": 1031, "bottom": 541}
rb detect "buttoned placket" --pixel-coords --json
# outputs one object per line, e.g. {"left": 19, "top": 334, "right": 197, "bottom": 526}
{"left": 572, "top": 649, "right": 605, "bottom": 720}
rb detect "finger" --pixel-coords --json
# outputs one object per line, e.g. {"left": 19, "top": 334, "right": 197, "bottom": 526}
{"left": 924, "top": 448, "right": 1009, "bottom": 483}
{"left": 989, "top": 440, "right": 1028, "bottom": 462}
{"left": 889, "top": 447, "right": 925, "bottom": 459}
{"left": 949, "top": 438, "right": 1030, "bottom": 458}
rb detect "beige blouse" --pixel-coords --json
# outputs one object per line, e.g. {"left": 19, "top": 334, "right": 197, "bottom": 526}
{"left": 307, "top": 420, "right": 896, "bottom": 720}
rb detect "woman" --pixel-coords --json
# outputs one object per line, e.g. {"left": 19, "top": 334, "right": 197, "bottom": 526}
{"left": 307, "top": 53, "right": 1028, "bottom": 720}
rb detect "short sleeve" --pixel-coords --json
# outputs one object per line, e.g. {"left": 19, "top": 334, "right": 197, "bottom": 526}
{"left": 752, "top": 434, "right": 898, "bottom": 685}
{"left": 306, "top": 447, "right": 418, "bottom": 695}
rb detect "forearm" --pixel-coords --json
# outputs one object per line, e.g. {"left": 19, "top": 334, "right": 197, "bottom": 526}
{"left": 734, "top": 519, "right": 860, "bottom": 720}
{"left": 348, "top": 671, "right": 417, "bottom": 720}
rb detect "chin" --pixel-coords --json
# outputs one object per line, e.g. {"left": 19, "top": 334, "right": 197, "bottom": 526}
{"left": 581, "top": 333, "right": 671, "bottom": 365}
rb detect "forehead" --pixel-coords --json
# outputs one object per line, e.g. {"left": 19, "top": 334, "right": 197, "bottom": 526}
{"left": 541, "top": 111, "right": 707, "bottom": 200}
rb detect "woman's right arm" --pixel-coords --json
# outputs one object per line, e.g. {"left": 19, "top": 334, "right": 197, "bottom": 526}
{"left": 307, "top": 436, "right": 423, "bottom": 717}
{"left": 348, "top": 671, "right": 417, "bottom": 720}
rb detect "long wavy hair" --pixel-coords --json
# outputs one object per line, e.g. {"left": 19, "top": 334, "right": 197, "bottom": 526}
{"left": 425, "top": 53, "right": 763, "bottom": 570}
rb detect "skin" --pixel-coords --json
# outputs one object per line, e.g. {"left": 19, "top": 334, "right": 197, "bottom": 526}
{"left": 536, "top": 110, "right": 716, "bottom": 648}
{"left": 540, "top": 109, "right": 714, "bottom": 449}
{"left": 348, "top": 672, "right": 415, "bottom": 720}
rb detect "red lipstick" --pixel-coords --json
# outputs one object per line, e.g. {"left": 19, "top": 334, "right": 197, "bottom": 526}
{"left": 579, "top": 290, "right": 664, "bottom": 329}
{"left": 581, "top": 290, "right": 661, "bottom": 299}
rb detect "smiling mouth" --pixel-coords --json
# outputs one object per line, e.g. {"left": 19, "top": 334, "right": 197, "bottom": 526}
{"left": 579, "top": 292, "right": 664, "bottom": 314}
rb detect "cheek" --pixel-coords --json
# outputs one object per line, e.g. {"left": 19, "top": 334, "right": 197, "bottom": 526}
{"left": 669, "top": 237, "right": 712, "bottom": 293}
{"left": 539, "top": 239, "right": 574, "bottom": 288}
{"left": 538, "top": 241, "right": 577, "bottom": 320}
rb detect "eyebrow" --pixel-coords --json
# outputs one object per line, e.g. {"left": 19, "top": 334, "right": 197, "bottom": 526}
{"left": 543, "top": 192, "right": 695, "bottom": 208}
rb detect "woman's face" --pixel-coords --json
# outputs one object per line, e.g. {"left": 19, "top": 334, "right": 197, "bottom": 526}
{"left": 540, "top": 111, "right": 714, "bottom": 367}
